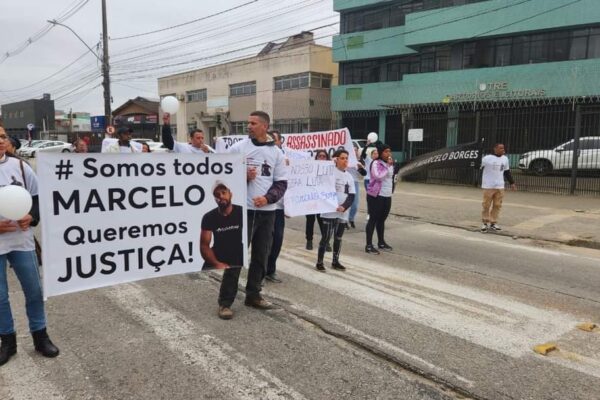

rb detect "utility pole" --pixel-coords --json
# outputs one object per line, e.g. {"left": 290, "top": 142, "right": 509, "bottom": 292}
{"left": 101, "top": 0, "right": 112, "bottom": 126}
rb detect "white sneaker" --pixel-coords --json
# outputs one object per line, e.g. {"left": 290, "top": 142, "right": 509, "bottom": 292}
{"left": 480, "top": 223, "right": 488, "bottom": 232}
{"left": 490, "top": 223, "right": 501, "bottom": 231}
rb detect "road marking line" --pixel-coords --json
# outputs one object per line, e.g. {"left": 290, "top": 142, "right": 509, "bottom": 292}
{"left": 422, "top": 228, "right": 600, "bottom": 263}
{"left": 279, "top": 249, "right": 578, "bottom": 359}
{"left": 108, "top": 284, "right": 307, "bottom": 400}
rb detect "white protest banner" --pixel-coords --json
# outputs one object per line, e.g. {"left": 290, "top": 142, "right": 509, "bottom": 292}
{"left": 215, "top": 135, "right": 246, "bottom": 153}
{"left": 283, "top": 159, "right": 337, "bottom": 217}
{"left": 37, "top": 153, "right": 247, "bottom": 298}
{"left": 281, "top": 128, "right": 358, "bottom": 166}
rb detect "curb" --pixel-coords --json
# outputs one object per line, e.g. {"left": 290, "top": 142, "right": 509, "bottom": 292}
{"left": 391, "top": 212, "right": 600, "bottom": 251}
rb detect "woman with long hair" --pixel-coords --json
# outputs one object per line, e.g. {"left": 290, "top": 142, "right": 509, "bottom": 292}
{"left": 365, "top": 143, "right": 395, "bottom": 255}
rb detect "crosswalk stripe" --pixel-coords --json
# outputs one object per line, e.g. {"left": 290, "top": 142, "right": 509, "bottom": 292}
{"left": 108, "top": 283, "right": 307, "bottom": 400}
{"left": 279, "top": 248, "right": 577, "bottom": 358}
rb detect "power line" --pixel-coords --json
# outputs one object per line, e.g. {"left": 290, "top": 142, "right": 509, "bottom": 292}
{"left": 0, "top": 0, "right": 91, "bottom": 65}
{"left": 110, "top": 0, "right": 259, "bottom": 41}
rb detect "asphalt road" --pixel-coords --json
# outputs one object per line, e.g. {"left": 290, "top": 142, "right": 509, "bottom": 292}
{"left": 2, "top": 207, "right": 600, "bottom": 400}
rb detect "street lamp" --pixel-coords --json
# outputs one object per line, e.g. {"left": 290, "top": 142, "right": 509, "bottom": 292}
{"left": 47, "top": 20, "right": 102, "bottom": 62}
{"left": 47, "top": 15, "right": 112, "bottom": 126}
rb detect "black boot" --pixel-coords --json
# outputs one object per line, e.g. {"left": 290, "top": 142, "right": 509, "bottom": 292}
{"left": 32, "top": 328, "right": 59, "bottom": 358}
{"left": 0, "top": 332, "right": 17, "bottom": 366}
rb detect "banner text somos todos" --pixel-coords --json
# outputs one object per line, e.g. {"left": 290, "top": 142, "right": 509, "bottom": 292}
{"left": 38, "top": 153, "right": 247, "bottom": 298}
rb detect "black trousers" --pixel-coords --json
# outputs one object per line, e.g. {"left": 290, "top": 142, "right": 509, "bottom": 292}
{"left": 219, "top": 210, "right": 275, "bottom": 307}
{"left": 305, "top": 214, "right": 324, "bottom": 241}
{"left": 365, "top": 195, "right": 392, "bottom": 246}
{"left": 267, "top": 209, "right": 285, "bottom": 276}
{"left": 318, "top": 218, "right": 346, "bottom": 264}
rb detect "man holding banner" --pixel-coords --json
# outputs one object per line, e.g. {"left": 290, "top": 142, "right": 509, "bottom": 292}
{"left": 217, "top": 111, "right": 287, "bottom": 320}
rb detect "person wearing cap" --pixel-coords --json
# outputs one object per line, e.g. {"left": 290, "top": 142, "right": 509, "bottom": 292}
{"left": 216, "top": 111, "right": 287, "bottom": 320}
{"left": 365, "top": 142, "right": 395, "bottom": 254}
{"left": 161, "top": 113, "right": 214, "bottom": 154}
{"left": 102, "top": 127, "right": 141, "bottom": 153}
{"left": 200, "top": 182, "right": 244, "bottom": 277}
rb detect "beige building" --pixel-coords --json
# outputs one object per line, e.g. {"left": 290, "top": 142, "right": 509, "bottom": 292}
{"left": 157, "top": 32, "right": 337, "bottom": 144}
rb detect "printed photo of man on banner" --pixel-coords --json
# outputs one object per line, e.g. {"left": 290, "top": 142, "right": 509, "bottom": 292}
{"left": 36, "top": 152, "right": 247, "bottom": 298}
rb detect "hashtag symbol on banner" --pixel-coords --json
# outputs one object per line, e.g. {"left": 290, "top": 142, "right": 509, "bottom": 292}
{"left": 54, "top": 160, "right": 74, "bottom": 180}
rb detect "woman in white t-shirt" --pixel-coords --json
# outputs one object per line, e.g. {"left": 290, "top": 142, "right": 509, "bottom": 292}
{"left": 315, "top": 149, "right": 356, "bottom": 272}
{"left": 0, "top": 132, "right": 59, "bottom": 366}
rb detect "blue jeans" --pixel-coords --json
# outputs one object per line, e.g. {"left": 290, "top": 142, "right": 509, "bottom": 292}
{"left": 349, "top": 181, "right": 360, "bottom": 222}
{"left": 0, "top": 250, "right": 47, "bottom": 335}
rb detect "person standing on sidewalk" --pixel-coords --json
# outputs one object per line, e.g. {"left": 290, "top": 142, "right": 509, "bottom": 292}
{"left": 365, "top": 143, "right": 395, "bottom": 254}
{"left": 480, "top": 143, "right": 516, "bottom": 232}
{"left": 0, "top": 131, "right": 60, "bottom": 366}
{"left": 315, "top": 149, "right": 355, "bottom": 272}
{"left": 217, "top": 111, "right": 287, "bottom": 320}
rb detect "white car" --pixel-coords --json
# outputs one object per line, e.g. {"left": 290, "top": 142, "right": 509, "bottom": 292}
{"left": 519, "top": 136, "right": 600, "bottom": 175}
{"left": 21, "top": 141, "right": 72, "bottom": 157}
{"left": 147, "top": 141, "right": 169, "bottom": 153}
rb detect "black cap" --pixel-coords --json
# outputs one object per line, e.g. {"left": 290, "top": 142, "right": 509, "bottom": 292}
{"left": 117, "top": 126, "right": 133, "bottom": 136}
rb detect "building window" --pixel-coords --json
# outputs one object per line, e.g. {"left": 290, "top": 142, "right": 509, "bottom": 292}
{"left": 273, "top": 119, "right": 310, "bottom": 134}
{"left": 340, "top": 0, "right": 486, "bottom": 34}
{"left": 230, "top": 121, "right": 246, "bottom": 134}
{"left": 274, "top": 73, "right": 309, "bottom": 91}
{"left": 186, "top": 89, "right": 207, "bottom": 102}
{"left": 229, "top": 81, "right": 256, "bottom": 97}
{"left": 273, "top": 72, "right": 332, "bottom": 91}
{"left": 339, "top": 26, "right": 600, "bottom": 85}
{"left": 187, "top": 121, "right": 198, "bottom": 133}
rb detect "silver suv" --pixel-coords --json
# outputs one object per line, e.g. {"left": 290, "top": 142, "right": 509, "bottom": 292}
{"left": 519, "top": 136, "right": 600, "bottom": 176}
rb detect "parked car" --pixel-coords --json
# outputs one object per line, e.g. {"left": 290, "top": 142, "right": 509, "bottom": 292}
{"left": 20, "top": 141, "right": 72, "bottom": 158}
{"left": 147, "top": 141, "right": 169, "bottom": 153}
{"left": 519, "top": 136, "right": 600, "bottom": 175}
{"left": 352, "top": 139, "right": 367, "bottom": 155}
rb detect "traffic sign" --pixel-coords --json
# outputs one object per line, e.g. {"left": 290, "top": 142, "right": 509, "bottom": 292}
{"left": 106, "top": 125, "right": 115, "bottom": 135}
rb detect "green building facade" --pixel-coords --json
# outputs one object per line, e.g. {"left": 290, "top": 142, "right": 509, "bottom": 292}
{"left": 332, "top": 0, "right": 600, "bottom": 165}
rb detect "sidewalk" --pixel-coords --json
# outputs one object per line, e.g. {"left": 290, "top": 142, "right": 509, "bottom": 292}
{"left": 381, "top": 182, "right": 600, "bottom": 249}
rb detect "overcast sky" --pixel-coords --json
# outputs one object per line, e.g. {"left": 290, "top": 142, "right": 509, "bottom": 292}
{"left": 0, "top": 0, "right": 338, "bottom": 116}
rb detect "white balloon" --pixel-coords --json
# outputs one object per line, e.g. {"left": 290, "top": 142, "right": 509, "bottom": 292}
{"left": 160, "top": 96, "right": 180, "bottom": 114}
{"left": 0, "top": 185, "right": 32, "bottom": 221}
{"left": 367, "top": 132, "right": 378, "bottom": 143}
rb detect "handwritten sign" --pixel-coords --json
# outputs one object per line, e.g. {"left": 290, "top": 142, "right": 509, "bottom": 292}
{"left": 283, "top": 159, "right": 337, "bottom": 217}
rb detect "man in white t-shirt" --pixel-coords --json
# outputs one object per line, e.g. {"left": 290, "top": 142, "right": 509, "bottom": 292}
{"left": 102, "top": 127, "right": 141, "bottom": 153}
{"left": 217, "top": 111, "right": 287, "bottom": 320}
{"left": 161, "top": 113, "right": 214, "bottom": 154}
{"left": 480, "top": 143, "right": 516, "bottom": 232}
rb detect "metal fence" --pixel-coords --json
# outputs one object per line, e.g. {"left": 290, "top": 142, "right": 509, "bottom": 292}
{"left": 342, "top": 97, "right": 600, "bottom": 196}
